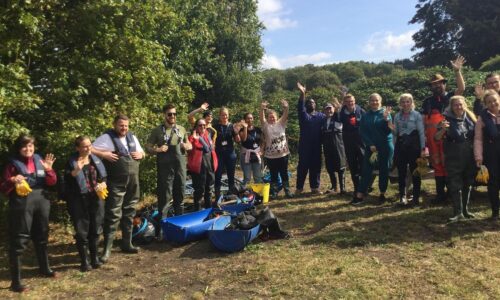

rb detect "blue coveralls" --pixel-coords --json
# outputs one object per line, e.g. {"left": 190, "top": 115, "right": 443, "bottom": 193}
{"left": 296, "top": 96, "right": 325, "bottom": 190}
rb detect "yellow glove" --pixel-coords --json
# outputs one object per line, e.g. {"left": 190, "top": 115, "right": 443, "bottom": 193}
{"left": 369, "top": 152, "right": 378, "bottom": 165}
{"left": 95, "top": 183, "right": 109, "bottom": 201}
{"left": 15, "top": 180, "right": 32, "bottom": 197}
{"left": 475, "top": 165, "right": 489, "bottom": 184}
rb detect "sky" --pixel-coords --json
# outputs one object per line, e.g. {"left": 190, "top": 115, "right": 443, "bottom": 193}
{"left": 257, "top": 0, "right": 422, "bottom": 69}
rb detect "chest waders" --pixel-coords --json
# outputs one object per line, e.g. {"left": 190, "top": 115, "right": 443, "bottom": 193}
{"left": 483, "top": 123, "right": 500, "bottom": 218}
{"left": 425, "top": 113, "right": 448, "bottom": 204}
{"left": 101, "top": 155, "right": 140, "bottom": 262}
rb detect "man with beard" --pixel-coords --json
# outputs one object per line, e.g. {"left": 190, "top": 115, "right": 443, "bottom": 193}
{"left": 422, "top": 56, "right": 466, "bottom": 205}
{"left": 296, "top": 82, "right": 325, "bottom": 194}
{"left": 473, "top": 73, "right": 500, "bottom": 116}
{"left": 92, "top": 114, "right": 145, "bottom": 262}
{"left": 146, "top": 104, "right": 192, "bottom": 223}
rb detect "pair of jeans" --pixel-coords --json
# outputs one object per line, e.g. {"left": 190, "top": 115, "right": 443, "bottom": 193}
{"left": 215, "top": 148, "right": 237, "bottom": 193}
{"left": 240, "top": 156, "right": 263, "bottom": 186}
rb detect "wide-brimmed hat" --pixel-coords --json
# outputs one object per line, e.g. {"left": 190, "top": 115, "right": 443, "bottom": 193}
{"left": 430, "top": 73, "right": 448, "bottom": 84}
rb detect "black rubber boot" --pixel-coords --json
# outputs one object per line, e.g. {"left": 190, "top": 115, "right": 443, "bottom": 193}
{"left": 339, "top": 170, "right": 346, "bottom": 194}
{"left": 35, "top": 244, "right": 57, "bottom": 277}
{"left": 76, "top": 242, "right": 91, "bottom": 272}
{"left": 448, "top": 190, "right": 465, "bottom": 223}
{"left": 283, "top": 180, "right": 294, "bottom": 198}
{"left": 100, "top": 233, "right": 114, "bottom": 263}
{"left": 121, "top": 228, "right": 140, "bottom": 254}
{"left": 89, "top": 238, "right": 102, "bottom": 269}
{"left": 9, "top": 255, "right": 28, "bottom": 293}
{"left": 431, "top": 176, "right": 447, "bottom": 204}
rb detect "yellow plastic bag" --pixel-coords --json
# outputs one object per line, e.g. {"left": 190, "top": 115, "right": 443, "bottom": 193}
{"left": 475, "top": 165, "right": 489, "bottom": 184}
{"left": 95, "top": 182, "right": 109, "bottom": 201}
{"left": 250, "top": 183, "right": 270, "bottom": 204}
{"left": 15, "top": 180, "right": 32, "bottom": 197}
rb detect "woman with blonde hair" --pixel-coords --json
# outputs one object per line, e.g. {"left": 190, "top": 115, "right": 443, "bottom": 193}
{"left": 392, "top": 93, "right": 426, "bottom": 206}
{"left": 474, "top": 90, "right": 500, "bottom": 219}
{"left": 435, "top": 95, "right": 477, "bottom": 222}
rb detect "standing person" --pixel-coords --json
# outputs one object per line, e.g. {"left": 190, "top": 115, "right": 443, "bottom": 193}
{"left": 473, "top": 73, "right": 500, "bottom": 116}
{"left": 260, "top": 99, "right": 293, "bottom": 198}
{"left": 296, "top": 82, "right": 325, "bottom": 194}
{"left": 321, "top": 102, "right": 347, "bottom": 194}
{"left": 392, "top": 94, "right": 426, "bottom": 206}
{"left": 146, "top": 104, "right": 191, "bottom": 221}
{"left": 92, "top": 114, "right": 145, "bottom": 262}
{"left": 339, "top": 93, "right": 366, "bottom": 193}
{"left": 65, "top": 136, "right": 107, "bottom": 272}
{"left": 474, "top": 90, "right": 500, "bottom": 219}
{"left": 187, "top": 119, "right": 218, "bottom": 210}
{"left": 352, "top": 93, "right": 394, "bottom": 205}
{"left": 0, "top": 134, "right": 58, "bottom": 292}
{"left": 239, "top": 112, "right": 263, "bottom": 186}
{"left": 435, "top": 96, "right": 476, "bottom": 222}
{"left": 188, "top": 102, "right": 217, "bottom": 144}
{"left": 422, "top": 56, "right": 466, "bottom": 204}
{"left": 213, "top": 107, "right": 240, "bottom": 197}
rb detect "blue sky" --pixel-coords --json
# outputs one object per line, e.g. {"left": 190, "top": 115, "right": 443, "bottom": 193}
{"left": 257, "top": 0, "right": 422, "bottom": 69}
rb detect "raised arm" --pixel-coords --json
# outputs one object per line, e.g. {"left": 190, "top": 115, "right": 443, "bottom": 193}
{"left": 188, "top": 102, "right": 209, "bottom": 126}
{"left": 260, "top": 101, "right": 268, "bottom": 126}
{"left": 297, "top": 82, "right": 311, "bottom": 123}
{"left": 451, "top": 55, "right": 466, "bottom": 96}
{"left": 278, "top": 99, "right": 289, "bottom": 124}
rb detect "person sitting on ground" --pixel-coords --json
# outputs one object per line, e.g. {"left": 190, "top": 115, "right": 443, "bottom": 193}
{"left": 474, "top": 90, "right": 500, "bottom": 220}
{"left": 392, "top": 93, "right": 426, "bottom": 207}
{"left": 351, "top": 93, "right": 394, "bottom": 206}
{"left": 435, "top": 95, "right": 476, "bottom": 222}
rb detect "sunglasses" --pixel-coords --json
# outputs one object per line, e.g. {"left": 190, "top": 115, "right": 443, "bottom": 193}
{"left": 166, "top": 112, "right": 177, "bottom": 117}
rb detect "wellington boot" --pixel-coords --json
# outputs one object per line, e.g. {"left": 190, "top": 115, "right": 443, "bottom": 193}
{"left": 100, "top": 234, "right": 115, "bottom": 263}
{"left": 9, "top": 255, "right": 28, "bottom": 293}
{"left": 76, "top": 242, "right": 91, "bottom": 272}
{"left": 283, "top": 181, "right": 294, "bottom": 198}
{"left": 34, "top": 244, "right": 57, "bottom": 278}
{"left": 121, "top": 229, "right": 140, "bottom": 254}
{"left": 448, "top": 214, "right": 465, "bottom": 223}
{"left": 89, "top": 238, "right": 102, "bottom": 269}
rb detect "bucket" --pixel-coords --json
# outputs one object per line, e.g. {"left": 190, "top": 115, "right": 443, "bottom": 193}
{"left": 250, "top": 183, "right": 270, "bottom": 204}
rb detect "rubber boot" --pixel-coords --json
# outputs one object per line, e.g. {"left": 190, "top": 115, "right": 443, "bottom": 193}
{"left": 410, "top": 176, "right": 421, "bottom": 207}
{"left": 462, "top": 186, "right": 475, "bottom": 219}
{"left": 448, "top": 190, "right": 465, "bottom": 223}
{"left": 76, "top": 242, "right": 91, "bottom": 272}
{"left": 339, "top": 170, "right": 346, "bottom": 194}
{"left": 283, "top": 180, "right": 294, "bottom": 198}
{"left": 432, "top": 176, "right": 447, "bottom": 205}
{"left": 121, "top": 228, "right": 140, "bottom": 254}
{"left": 100, "top": 233, "right": 114, "bottom": 263}
{"left": 34, "top": 244, "right": 57, "bottom": 277}
{"left": 9, "top": 255, "right": 28, "bottom": 293}
{"left": 89, "top": 238, "right": 102, "bottom": 269}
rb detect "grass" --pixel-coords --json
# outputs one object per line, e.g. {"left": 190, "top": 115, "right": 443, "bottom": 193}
{"left": 0, "top": 171, "right": 499, "bottom": 299}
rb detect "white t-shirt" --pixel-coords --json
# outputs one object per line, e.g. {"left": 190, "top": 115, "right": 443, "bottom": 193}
{"left": 262, "top": 119, "right": 289, "bottom": 159}
{"left": 93, "top": 133, "right": 144, "bottom": 153}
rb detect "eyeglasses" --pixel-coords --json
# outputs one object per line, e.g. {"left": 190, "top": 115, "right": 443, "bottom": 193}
{"left": 167, "top": 112, "right": 177, "bottom": 117}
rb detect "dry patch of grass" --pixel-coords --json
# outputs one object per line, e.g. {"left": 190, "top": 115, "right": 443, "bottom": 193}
{"left": 0, "top": 173, "right": 499, "bottom": 299}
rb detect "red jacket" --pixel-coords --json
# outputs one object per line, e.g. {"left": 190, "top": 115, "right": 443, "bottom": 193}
{"left": 188, "top": 132, "right": 218, "bottom": 174}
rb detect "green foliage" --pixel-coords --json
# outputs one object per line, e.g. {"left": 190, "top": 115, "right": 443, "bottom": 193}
{"left": 479, "top": 55, "right": 500, "bottom": 72}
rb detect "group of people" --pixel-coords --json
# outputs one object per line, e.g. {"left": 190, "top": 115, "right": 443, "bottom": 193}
{"left": 1, "top": 55, "right": 499, "bottom": 293}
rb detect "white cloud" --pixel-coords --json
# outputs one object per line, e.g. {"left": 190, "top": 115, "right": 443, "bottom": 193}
{"left": 363, "top": 30, "right": 416, "bottom": 55}
{"left": 257, "top": 0, "right": 297, "bottom": 31}
{"left": 261, "top": 52, "right": 333, "bottom": 69}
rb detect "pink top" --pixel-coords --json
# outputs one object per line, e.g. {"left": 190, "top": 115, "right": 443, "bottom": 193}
{"left": 474, "top": 112, "right": 500, "bottom": 162}
{"left": 0, "top": 156, "right": 57, "bottom": 196}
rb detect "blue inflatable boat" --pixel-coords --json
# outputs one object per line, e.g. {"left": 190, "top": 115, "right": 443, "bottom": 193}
{"left": 161, "top": 203, "right": 253, "bottom": 243}
{"left": 208, "top": 215, "right": 261, "bottom": 253}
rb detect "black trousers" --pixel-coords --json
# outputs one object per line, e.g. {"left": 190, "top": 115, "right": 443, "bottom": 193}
{"left": 484, "top": 140, "right": 500, "bottom": 216}
{"left": 191, "top": 159, "right": 215, "bottom": 210}
{"left": 8, "top": 189, "right": 50, "bottom": 257}
{"left": 67, "top": 193, "right": 104, "bottom": 244}
{"left": 395, "top": 141, "right": 421, "bottom": 200}
{"left": 266, "top": 155, "right": 289, "bottom": 186}
{"left": 344, "top": 139, "right": 364, "bottom": 191}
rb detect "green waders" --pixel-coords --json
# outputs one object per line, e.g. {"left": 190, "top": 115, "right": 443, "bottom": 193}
{"left": 101, "top": 156, "right": 140, "bottom": 262}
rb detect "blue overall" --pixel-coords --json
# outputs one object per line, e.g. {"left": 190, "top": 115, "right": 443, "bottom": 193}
{"left": 296, "top": 96, "right": 325, "bottom": 190}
